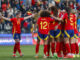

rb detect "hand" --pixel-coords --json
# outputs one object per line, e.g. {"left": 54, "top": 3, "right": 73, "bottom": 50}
{"left": 31, "top": 14, "right": 36, "bottom": 17}
{"left": 54, "top": 26, "right": 58, "bottom": 31}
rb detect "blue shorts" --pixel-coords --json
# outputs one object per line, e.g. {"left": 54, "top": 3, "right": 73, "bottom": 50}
{"left": 74, "top": 34, "right": 78, "bottom": 38}
{"left": 64, "top": 30, "right": 74, "bottom": 38}
{"left": 13, "top": 33, "right": 21, "bottom": 40}
{"left": 50, "top": 29, "right": 61, "bottom": 38}
{"left": 37, "top": 32, "right": 48, "bottom": 40}
{"left": 60, "top": 30, "right": 64, "bottom": 37}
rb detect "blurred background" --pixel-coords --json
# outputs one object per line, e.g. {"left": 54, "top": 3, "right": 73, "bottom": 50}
{"left": 0, "top": 0, "right": 80, "bottom": 45}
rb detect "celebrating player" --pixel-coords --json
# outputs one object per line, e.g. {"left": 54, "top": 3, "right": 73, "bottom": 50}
{"left": 0, "top": 11, "right": 35, "bottom": 57}
{"left": 52, "top": 7, "right": 75, "bottom": 58}
{"left": 73, "top": 10, "right": 79, "bottom": 57}
{"left": 33, "top": 10, "right": 54, "bottom": 58}
{"left": 47, "top": 6, "right": 62, "bottom": 58}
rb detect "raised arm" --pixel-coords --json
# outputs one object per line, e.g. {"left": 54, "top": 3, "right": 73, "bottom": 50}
{"left": 24, "top": 14, "right": 35, "bottom": 20}
{"left": 1, "top": 16, "right": 10, "bottom": 21}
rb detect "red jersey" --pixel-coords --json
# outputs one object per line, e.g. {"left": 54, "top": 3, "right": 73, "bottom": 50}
{"left": 37, "top": 17, "right": 54, "bottom": 34}
{"left": 49, "top": 20, "right": 61, "bottom": 30}
{"left": 74, "top": 15, "right": 78, "bottom": 34}
{"left": 62, "top": 13, "right": 74, "bottom": 30}
{"left": 50, "top": 11, "right": 61, "bottom": 30}
{"left": 10, "top": 18, "right": 24, "bottom": 34}
{"left": 59, "top": 12, "right": 64, "bottom": 30}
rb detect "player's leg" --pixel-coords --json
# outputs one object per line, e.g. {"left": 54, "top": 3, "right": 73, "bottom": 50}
{"left": 60, "top": 37, "right": 67, "bottom": 57}
{"left": 43, "top": 35, "right": 49, "bottom": 58}
{"left": 13, "top": 33, "right": 18, "bottom": 57}
{"left": 64, "top": 30, "right": 73, "bottom": 58}
{"left": 56, "top": 37, "right": 63, "bottom": 58}
{"left": 60, "top": 30, "right": 66, "bottom": 56}
{"left": 55, "top": 29, "right": 61, "bottom": 57}
{"left": 35, "top": 32, "right": 41, "bottom": 58}
{"left": 70, "top": 30, "right": 75, "bottom": 57}
{"left": 47, "top": 37, "right": 51, "bottom": 57}
{"left": 35, "top": 38, "right": 40, "bottom": 58}
{"left": 16, "top": 34, "right": 23, "bottom": 57}
{"left": 74, "top": 34, "right": 79, "bottom": 57}
{"left": 50, "top": 30, "right": 55, "bottom": 56}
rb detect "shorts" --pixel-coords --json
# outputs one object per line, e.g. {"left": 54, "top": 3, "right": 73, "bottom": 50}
{"left": 50, "top": 29, "right": 61, "bottom": 38}
{"left": 60, "top": 30, "right": 64, "bottom": 37}
{"left": 37, "top": 32, "right": 49, "bottom": 40}
{"left": 64, "top": 30, "right": 74, "bottom": 38}
{"left": 13, "top": 33, "right": 21, "bottom": 40}
{"left": 74, "top": 34, "right": 78, "bottom": 38}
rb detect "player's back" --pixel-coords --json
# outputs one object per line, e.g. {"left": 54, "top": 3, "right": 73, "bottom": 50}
{"left": 37, "top": 17, "right": 53, "bottom": 34}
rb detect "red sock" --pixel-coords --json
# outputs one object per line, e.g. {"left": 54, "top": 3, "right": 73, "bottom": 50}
{"left": 62, "top": 42, "right": 67, "bottom": 56}
{"left": 51, "top": 42, "right": 55, "bottom": 55}
{"left": 44, "top": 45, "right": 48, "bottom": 56}
{"left": 36, "top": 43, "right": 40, "bottom": 54}
{"left": 60, "top": 42, "right": 63, "bottom": 51}
{"left": 58, "top": 42, "right": 63, "bottom": 55}
{"left": 47, "top": 44, "right": 50, "bottom": 56}
{"left": 56, "top": 42, "right": 60, "bottom": 54}
{"left": 75, "top": 43, "right": 79, "bottom": 54}
{"left": 71, "top": 43, "right": 75, "bottom": 54}
{"left": 13, "top": 43, "right": 17, "bottom": 54}
{"left": 65, "top": 43, "right": 70, "bottom": 53}
{"left": 17, "top": 42, "right": 22, "bottom": 55}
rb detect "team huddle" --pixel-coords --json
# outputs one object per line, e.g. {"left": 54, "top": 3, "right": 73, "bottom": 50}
{"left": 33, "top": 6, "right": 79, "bottom": 58}
{"left": 0, "top": 5, "right": 79, "bottom": 58}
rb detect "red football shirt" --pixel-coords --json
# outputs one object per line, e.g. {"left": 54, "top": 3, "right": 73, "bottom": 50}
{"left": 49, "top": 20, "right": 61, "bottom": 30}
{"left": 37, "top": 17, "right": 54, "bottom": 34}
{"left": 10, "top": 18, "right": 24, "bottom": 34}
{"left": 50, "top": 11, "right": 61, "bottom": 30}
{"left": 59, "top": 12, "right": 64, "bottom": 30}
{"left": 62, "top": 13, "right": 74, "bottom": 30}
{"left": 74, "top": 15, "right": 78, "bottom": 34}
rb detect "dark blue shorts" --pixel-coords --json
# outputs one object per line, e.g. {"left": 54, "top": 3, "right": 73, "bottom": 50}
{"left": 37, "top": 32, "right": 48, "bottom": 40}
{"left": 64, "top": 30, "right": 74, "bottom": 38}
{"left": 74, "top": 34, "right": 78, "bottom": 38}
{"left": 13, "top": 33, "right": 21, "bottom": 40}
{"left": 50, "top": 29, "right": 61, "bottom": 38}
{"left": 60, "top": 30, "right": 64, "bottom": 37}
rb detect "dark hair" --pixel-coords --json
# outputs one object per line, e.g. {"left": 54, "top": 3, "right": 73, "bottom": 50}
{"left": 65, "top": 7, "right": 71, "bottom": 19}
{"left": 50, "top": 6, "right": 58, "bottom": 17}
{"left": 16, "top": 11, "right": 21, "bottom": 15}
{"left": 40, "top": 10, "right": 51, "bottom": 17}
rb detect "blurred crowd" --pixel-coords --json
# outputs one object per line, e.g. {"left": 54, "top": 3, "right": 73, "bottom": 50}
{"left": 0, "top": 0, "right": 80, "bottom": 34}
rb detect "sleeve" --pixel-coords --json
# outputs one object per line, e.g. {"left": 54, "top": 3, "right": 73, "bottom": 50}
{"left": 20, "top": 18, "right": 24, "bottom": 22}
{"left": 49, "top": 18, "right": 54, "bottom": 22}
{"left": 10, "top": 18, "right": 14, "bottom": 22}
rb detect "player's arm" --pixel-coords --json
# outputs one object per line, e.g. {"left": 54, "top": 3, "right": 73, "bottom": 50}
{"left": 24, "top": 14, "right": 35, "bottom": 20}
{"left": 0, "top": 16, "right": 10, "bottom": 21}
{"left": 51, "top": 15, "right": 63, "bottom": 21}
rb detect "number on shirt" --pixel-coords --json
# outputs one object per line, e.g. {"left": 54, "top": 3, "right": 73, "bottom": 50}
{"left": 70, "top": 15, "right": 74, "bottom": 26}
{"left": 40, "top": 21, "right": 48, "bottom": 29}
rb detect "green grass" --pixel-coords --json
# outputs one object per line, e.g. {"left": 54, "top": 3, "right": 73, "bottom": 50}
{"left": 0, "top": 45, "right": 80, "bottom": 60}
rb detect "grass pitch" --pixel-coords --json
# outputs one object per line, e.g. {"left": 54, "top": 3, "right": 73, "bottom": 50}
{"left": 0, "top": 45, "right": 80, "bottom": 60}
